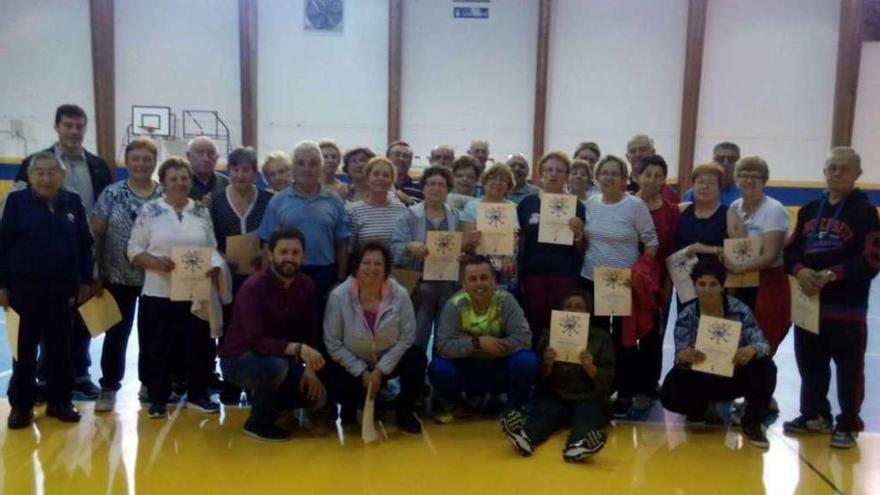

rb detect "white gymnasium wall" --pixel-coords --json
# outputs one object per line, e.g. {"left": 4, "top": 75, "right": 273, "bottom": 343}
{"left": 401, "top": 0, "right": 538, "bottom": 167}
{"left": 545, "top": 0, "right": 688, "bottom": 177}
{"left": 852, "top": 42, "right": 880, "bottom": 184}
{"left": 0, "top": 0, "right": 94, "bottom": 158}
{"left": 696, "top": 0, "right": 839, "bottom": 184}
{"left": 258, "top": 0, "right": 388, "bottom": 157}
{"left": 115, "top": 0, "right": 241, "bottom": 163}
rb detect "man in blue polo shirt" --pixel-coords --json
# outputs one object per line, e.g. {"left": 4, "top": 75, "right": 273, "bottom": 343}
{"left": 258, "top": 140, "right": 350, "bottom": 318}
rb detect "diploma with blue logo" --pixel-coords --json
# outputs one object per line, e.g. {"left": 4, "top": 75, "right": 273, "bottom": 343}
{"left": 692, "top": 316, "right": 742, "bottom": 378}
{"left": 549, "top": 310, "right": 590, "bottom": 364}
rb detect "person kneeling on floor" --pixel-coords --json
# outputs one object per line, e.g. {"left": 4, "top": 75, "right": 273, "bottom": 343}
{"left": 660, "top": 257, "right": 776, "bottom": 449}
{"left": 323, "top": 241, "right": 427, "bottom": 434}
{"left": 219, "top": 228, "right": 327, "bottom": 441}
{"left": 502, "top": 288, "right": 615, "bottom": 462}
{"left": 429, "top": 255, "right": 537, "bottom": 423}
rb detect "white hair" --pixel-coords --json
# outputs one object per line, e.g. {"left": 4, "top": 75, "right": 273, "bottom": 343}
{"left": 186, "top": 136, "right": 218, "bottom": 153}
{"left": 291, "top": 140, "right": 324, "bottom": 164}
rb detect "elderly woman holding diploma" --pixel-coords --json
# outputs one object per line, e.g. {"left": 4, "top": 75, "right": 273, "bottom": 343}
{"left": 128, "top": 157, "right": 225, "bottom": 419}
{"left": 660, "top": 257, "right": 775, "bottom": 449}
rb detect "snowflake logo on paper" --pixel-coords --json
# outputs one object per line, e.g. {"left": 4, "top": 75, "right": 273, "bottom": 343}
{"left": 602, "top": 270, "right": 624, "bottom": 290}
{"left": 673, "top": 255, "right": 691, "bottom": 274}
{"left": 181, "top": 249, "right": 205, "bottom": 274}
{"left": 708, "top": 321, "right": 732, "bottom": 345}
{"left": 560, "top": 315, "right": 581, "bottom": 337}
{"left": 548, "top": 197, "right": 570, "bottom": 219}
{"left": 433, "top": 234, "right": 454, "bottom": 255}
{"left": 484, "top": 206, "right": 507, "bottom": 229}
{"left": 731, "top": 240, "right": 754, "bottom": 264}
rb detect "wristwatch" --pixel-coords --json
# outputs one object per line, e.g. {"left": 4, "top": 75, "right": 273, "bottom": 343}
{"left": 471, "top": 337, "right": 481, "bottom": 350}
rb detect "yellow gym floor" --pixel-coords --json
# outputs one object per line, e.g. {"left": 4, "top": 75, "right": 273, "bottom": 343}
{"left": 0, "top": 396, "right": 876, "bottom": 495}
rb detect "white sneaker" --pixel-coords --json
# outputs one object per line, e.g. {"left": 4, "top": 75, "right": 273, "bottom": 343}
{"left": 95, "top": 389, "right": 117, "bottom": 413}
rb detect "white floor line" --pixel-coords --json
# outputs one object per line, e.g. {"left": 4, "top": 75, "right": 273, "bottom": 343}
{"left": 0, "top": 370, "right": 11, "bottom": 378}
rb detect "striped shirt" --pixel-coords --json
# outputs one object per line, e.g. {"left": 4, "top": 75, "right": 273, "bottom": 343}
{"left": 346, "top": 200, "right": 408, "bottom": 249}
{"left": 581, "top": 194, "right": 658, "bottom": 280}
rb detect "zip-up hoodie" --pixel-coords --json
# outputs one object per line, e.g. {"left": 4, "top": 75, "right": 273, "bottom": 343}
{"left": 323, "top": 276, "right": 415, "bottom": 377}
{"left": 784, "top": 188, "right": 880, "bottom": 321}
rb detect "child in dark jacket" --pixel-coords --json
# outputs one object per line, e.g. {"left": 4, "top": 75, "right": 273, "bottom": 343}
{"left": 501, "top": 288, "right": 616, "bottom": 462}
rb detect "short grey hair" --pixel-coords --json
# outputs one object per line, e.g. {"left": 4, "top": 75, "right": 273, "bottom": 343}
{"left": 291, "top": 140, "right": 324, "bottom": 164}
{"left": 27, "top": 151, "right": 64, "bottom": 173}
{"left": 826, "top": 146, "right": 861, "bottom": 170}
{"left": 186, "top": 136, "right": 218, "bottom": 154}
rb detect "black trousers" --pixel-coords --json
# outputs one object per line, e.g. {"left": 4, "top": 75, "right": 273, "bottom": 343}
{"left": 524, "top": 390, "right": 610, "bottom": 446}
{"left": 660, "top": 357, "right": 777, "bottom": 428}
{"left": 327, "top": 346, "right": 427, "bottom": 413}
{"left": 794, "top": 320, "right": 867, "bottom": 431}
{"left": 138, "top": 296, "right": 213, "bottom": 403}
{"left": 37, "top": 314, "right": 91, "bottom": 384}
{"left": 7, "top": 298, "right": 75, "bottom": 410}
{"left": 99, "top": 283, "right": 141, "bottom": 391}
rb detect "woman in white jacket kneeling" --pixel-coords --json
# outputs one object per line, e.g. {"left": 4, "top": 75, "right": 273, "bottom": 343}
{"left": 324, "top": 240, "right": 427, "bottom": 434}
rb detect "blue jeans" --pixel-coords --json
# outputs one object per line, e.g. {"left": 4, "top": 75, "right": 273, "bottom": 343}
{"left": 428, "top": 350, "right": 538, "bottom": 409}
{"left": 220, "top": 352, "right": 311, "bottom": 427}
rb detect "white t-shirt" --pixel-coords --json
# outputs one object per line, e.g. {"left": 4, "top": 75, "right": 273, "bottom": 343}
{"left": 730, "top": 195, "right": 789, "bottom": 267}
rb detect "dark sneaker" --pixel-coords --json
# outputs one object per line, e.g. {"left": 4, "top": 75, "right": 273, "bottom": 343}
{"left": 242, "top": 419, "right": 290, "bottom": 442}
{"left": 73, "top": 380, "right": 101, "bottom": 400}
{"left": 830, "top": 427, "right": 858, "bottom": 449}
{"left": 148, "top": 403, "right": 167, "bottom": 419}
{"left": 138, "top": 385, "right": 149, "bottom": 402}
{"left": 45, "top": 403, "right": 81, "bottom": 423}
{"left": 95, "top": 389, "right": 117, "bottom": 413}
{"left": 396, "top": 410, "right": 422, "bottom": 434}
{"left": 632, "top": 394, "right": 653, "bottom": 414}
{"left": 612, "top": 397, "right": 632, "bottom": 419}
{"left": 500, "top": 409, "right": 532, "bottom": 457}
{"left": 185, "top": 396, "right": 220, "bottom": 413}
{"left": 7, "top": 409, "right": 34, "bottom": 429}
{"left": 743, "top": 424, "right": 769, "bottom": 449}
{"left": 783, "top": 415, "right": 832, "bottom": 434}
{"left": 563, "top": 430, "right": 607, "bottom": 462}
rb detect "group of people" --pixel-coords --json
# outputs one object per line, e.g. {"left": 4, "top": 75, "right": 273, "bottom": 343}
{"left": 0, "top": 104, "right": 877, "bottom": 460}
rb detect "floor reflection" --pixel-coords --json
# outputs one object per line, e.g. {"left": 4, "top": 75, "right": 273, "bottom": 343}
{"left": 3, "top": 400, "right": 878, "bottom": 494}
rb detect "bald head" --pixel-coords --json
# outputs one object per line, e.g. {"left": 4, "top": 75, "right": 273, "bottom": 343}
{"left": 429, "top": 144, "right": 455, "bottom": 168}
{"left": 468, "top": 139, "right": 490, "bottom": 168}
